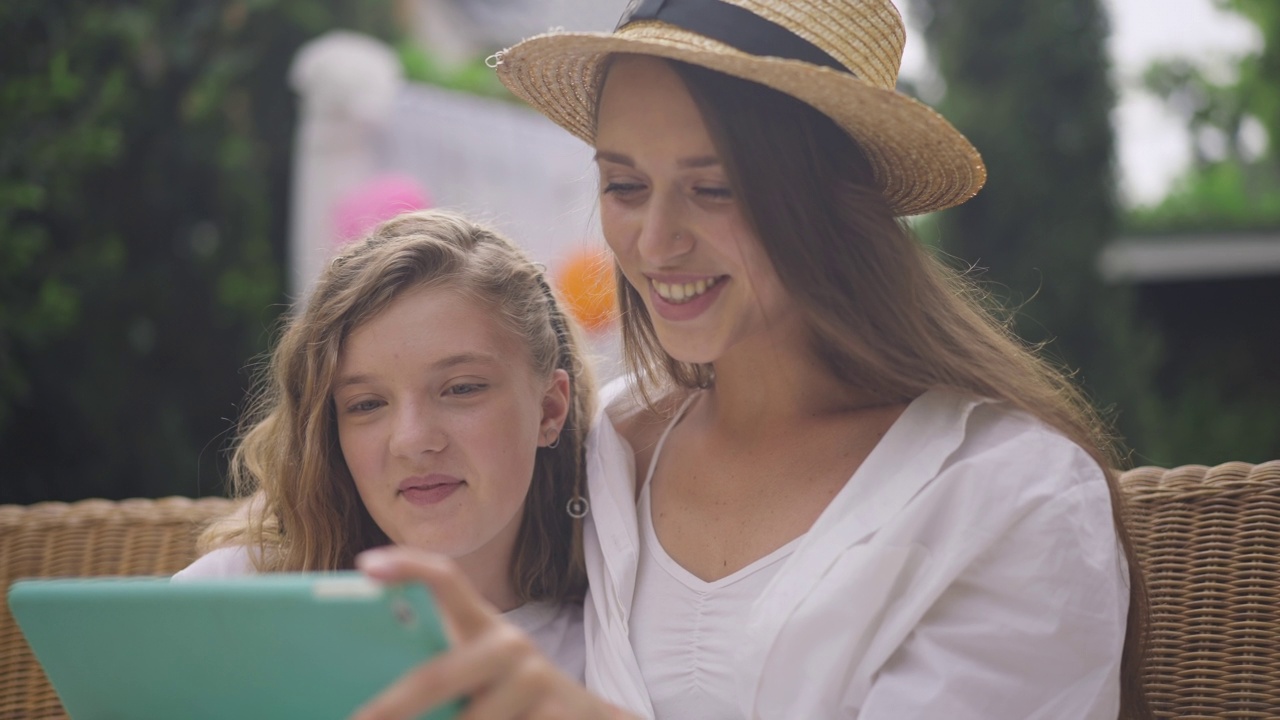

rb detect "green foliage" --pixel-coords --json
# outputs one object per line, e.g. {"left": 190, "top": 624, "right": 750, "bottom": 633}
{"left": 1127, "top": 161, "right": 1280, "bottom": 232}
{"left": 0, "top": 1, "right": 394, "bottom": 503}
{"left": 1131, "top": 0, "right": 1280, "bottom": 232}
{"left": 397, "top": 41, "right": 514, "bottom": 100}
{"left": 1141, "top": 352, "right": 1280, "bottom": 466}
{"left": 1229, "top": 0, "right": 1280, "bottom": 166}
{"left": 1131, "top": 0, "right": 1280, "bottom": 230}
{"left": 909, "top": 0, "right": 1165, "bottom": 459}
{"left": 1115, "top": 0, "right": 1280, "bottom": 467}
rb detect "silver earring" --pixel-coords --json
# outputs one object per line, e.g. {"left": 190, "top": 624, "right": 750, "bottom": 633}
{"left": 566, "top": 496, "right": 589, "bottom": 519}
{"left": 546, "top": 432, "right": 560, "bottom": 450}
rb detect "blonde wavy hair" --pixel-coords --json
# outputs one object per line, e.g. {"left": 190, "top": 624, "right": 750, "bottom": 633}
{"left": 202, "top": 210, "right": 594, "bottom": 604}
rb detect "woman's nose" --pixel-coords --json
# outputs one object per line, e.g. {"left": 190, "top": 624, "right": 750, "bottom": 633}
{"left": 636, "top": 192, "right": 694, "bottom": 265}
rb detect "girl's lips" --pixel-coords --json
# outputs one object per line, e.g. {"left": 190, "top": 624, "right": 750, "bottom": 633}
{"left": 398, "top": 474, "right": 464, "bottom": 506}
{"left": 401, "top": 483, "right": 462, "bottom": 506}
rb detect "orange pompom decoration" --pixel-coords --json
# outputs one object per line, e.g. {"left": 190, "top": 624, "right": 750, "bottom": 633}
{"left": 554, "top": 247, "right": 618, "bottom": 333}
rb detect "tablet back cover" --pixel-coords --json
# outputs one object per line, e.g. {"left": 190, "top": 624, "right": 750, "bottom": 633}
{"left": 8, "top": 573, "right": 459, "bottom": 720}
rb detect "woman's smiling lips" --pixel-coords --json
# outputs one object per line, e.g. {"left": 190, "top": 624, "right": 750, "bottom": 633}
{"left": 398, "top": 474, "right": 465, "bottom": 506}
{"left": 647, "top": 273, "right": 728, "bottom": 321}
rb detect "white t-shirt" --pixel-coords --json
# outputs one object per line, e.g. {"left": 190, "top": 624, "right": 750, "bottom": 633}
{"left": 174, "top": 546, "right": 586, "bottom": 681}
{"left": 583, "top": 385, "right": 1129, "bottom": 719}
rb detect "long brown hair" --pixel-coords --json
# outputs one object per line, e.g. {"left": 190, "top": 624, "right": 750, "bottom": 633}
{"left": 609, "top": 58, "right": 1149, "bottom": 718}
{"left": 202, "top": 210, "right": 594, "bottom": 604}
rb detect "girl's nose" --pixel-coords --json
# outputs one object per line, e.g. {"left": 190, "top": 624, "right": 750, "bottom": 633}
{"left": 388, "top": 405, "right": 446, "bottom": 458}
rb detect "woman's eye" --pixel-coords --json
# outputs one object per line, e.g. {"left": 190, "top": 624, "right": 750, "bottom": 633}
{"left": 694, "top": 186, "right": 734, "bottom": 201}
{"left": 603, "top": 182, "right": 645, "bottom": 197}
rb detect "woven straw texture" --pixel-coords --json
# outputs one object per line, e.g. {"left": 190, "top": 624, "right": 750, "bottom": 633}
{"left": 0, "top": 496, "right": 236, "bottom": 720}
{"left": 495, "top": 0, "right": 987, "bottom": 216}
{"left": 1122, "top": 460, "right": 1280, "bottom": 719}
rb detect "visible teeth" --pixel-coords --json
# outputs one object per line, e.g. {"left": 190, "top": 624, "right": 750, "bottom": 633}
{"left": 653, "top": 277, "right": 718, "bottom": 304}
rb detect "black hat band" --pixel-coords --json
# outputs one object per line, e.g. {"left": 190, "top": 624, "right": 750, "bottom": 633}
{"left": 618, "top": 0, "right": 852, "bottom": 76}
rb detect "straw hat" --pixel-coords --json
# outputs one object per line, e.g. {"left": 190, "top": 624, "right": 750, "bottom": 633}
{"left": 494, "top": 0, "right": 986, "bottom": 216}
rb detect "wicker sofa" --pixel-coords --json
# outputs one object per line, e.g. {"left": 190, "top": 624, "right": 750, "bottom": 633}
{"left": 0, "top": 496, "right": 237, "bottom": 719}
{"left": 2, "top": 463, "right": 1279, "bottom": 719}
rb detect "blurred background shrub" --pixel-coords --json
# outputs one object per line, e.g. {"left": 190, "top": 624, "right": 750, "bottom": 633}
{"left": 2, "top": 0, "right": 1277, "bottom": 504}
{"left": 0, "top": 1, "right": 395, "bottom": 503}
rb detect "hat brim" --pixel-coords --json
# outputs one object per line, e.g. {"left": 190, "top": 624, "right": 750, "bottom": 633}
{"left": 496, "top": 26, "right": 986, "bottom": 216}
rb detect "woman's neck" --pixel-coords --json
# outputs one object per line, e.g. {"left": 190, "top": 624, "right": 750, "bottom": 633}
{"left": 704, "top": 331, "right": 881, "bottom": 441}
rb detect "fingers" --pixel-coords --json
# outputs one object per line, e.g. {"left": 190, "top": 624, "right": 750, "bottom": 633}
{"left": 458, "top": 659, "right": 626, "bottom": 720}
{"left": 357, "top": 546, "right": 496, "bottom": 640}
{"left": 456, "top": 652, "right": 557, "bottom": 720}
{"left": 350, "top": 620, "right": 529, "bottom": 720}
{"left": 352, "top": 547, "right": 633, "bottom": 720}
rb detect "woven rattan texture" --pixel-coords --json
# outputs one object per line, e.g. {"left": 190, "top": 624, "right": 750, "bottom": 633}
{"left": 0, "top": 496, "right": 236, "bottom": 720}
{"left": 1121, "top": 461, "right": 1280, "bottom": 719}
{"left": 3, "top": 464, "right": 1279, "bottom": 718}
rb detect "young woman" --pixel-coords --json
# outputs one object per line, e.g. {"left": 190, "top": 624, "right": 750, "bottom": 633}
{"left": 352, "top": 1, "right": 1150, "bottom": 718}
{"left": 175, "top": 209, "right": 595, "bottom": 678}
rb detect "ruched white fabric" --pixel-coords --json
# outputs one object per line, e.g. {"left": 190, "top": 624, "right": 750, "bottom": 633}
{"left": 629, "top": 394, "right": 804, "bottom": 718}
{"left": 582, "top": 383, "right": 1128, "bottom": 719}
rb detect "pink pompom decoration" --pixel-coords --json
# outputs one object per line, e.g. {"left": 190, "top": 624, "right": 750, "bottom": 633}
{"left": 332, "top": 174, "right": 432, "bottom": 246}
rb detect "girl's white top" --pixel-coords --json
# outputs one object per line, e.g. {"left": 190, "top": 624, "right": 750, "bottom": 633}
{"left": 174, "top": 546, "right": 586, "bottom": 682}
{"left": 584, "top": 382, "right": 1128, "bottom": 719}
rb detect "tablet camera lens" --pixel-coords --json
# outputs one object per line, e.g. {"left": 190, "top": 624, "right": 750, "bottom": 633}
{"left": 392, "top": 597, "right": 417, "bottom": 628}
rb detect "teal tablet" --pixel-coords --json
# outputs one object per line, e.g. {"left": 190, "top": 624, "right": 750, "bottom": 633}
{"left": 8, "top": 573, "right": 461, "bottom": 720}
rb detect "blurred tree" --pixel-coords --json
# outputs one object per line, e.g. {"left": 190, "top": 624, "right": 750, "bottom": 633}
{"left": 907, "top": 0, "right": 1164, "bottom": 462}
{"left": 1129, "top": 0, "right": 1280, "bottom": 231}
{"left": 1118, "top": 0, "right": 1280, "bottom": 466}
{"left": 0, "top": 1, "right": 395, "bottom": 504}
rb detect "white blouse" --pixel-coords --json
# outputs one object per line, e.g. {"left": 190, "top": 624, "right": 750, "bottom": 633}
{"left": 174, "top": 546, "right": 586, "bottom": 681}
{"left": 630, "top": 396, "right": 804, "bottom": 718}
{"left": 582, "top": 384, "right": 1129, "bottom": 719}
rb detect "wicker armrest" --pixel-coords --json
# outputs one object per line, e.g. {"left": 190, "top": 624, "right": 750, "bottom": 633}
{"left": 0, "top": 496, "right": 237, "bottom": 720}
{"left": 1120, "top": 460, "right": 1280, "bottom": 719}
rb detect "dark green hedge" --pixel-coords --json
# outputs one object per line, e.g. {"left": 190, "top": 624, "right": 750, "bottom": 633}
{"left": 0, "top": 1, "right": 394, "bottom": 503}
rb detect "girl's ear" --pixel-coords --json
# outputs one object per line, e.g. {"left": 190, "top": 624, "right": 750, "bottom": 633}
{"left": 540, "top": 368, "right": 572, "bottom": 440}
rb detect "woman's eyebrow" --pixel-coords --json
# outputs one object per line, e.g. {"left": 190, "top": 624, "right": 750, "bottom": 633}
{"left": 677, "top": 156, "right": 721, "bottom": 169}
{"left": 593, "top": 150, "right": 722, "bottom": 170}
{"left": 593, "top": 150, "right": 634, "bottom": 166}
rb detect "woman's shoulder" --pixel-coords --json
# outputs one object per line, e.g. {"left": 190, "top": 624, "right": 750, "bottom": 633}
{"left": 920, "top": 391, "right": 1107, "bottom": 504}
{"left": 171, "top": 545, "right": 258, "bottom": 581}
{"left": 599, "top": 377, "right": 690, "bottom": 452}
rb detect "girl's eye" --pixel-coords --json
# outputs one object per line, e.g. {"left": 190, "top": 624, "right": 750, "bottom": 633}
{"left": 345, "top": 399, "right": 384, "bottom": 414}
{"left": 447, "top": 383, "right": 487, "bottom": 397}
